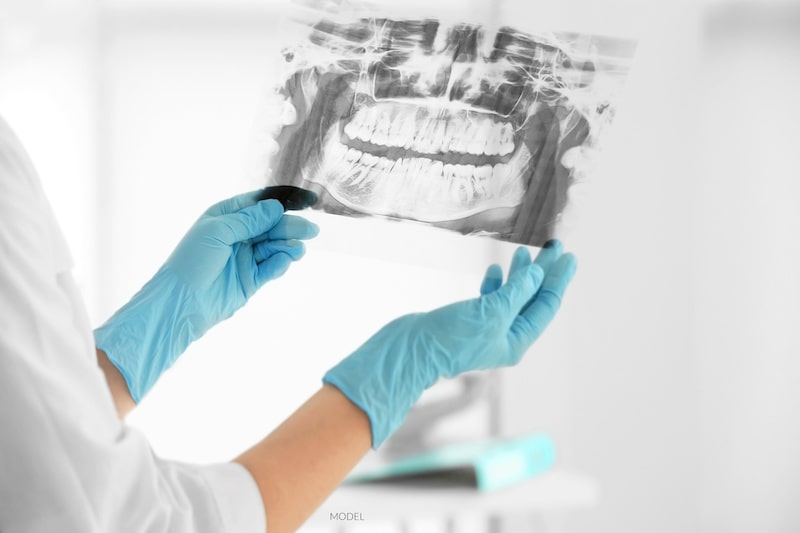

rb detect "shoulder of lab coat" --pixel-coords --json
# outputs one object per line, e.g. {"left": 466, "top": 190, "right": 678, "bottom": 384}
{"left": 0, "top": 117, "right": 266, "bottom": 533}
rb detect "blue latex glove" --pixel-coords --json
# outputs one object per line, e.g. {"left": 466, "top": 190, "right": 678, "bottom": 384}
{"left": 323, "top": 241, "right": 577, "bottom": 449}
{"left": 95, "top": 189, "right": 319, "bottom": 402}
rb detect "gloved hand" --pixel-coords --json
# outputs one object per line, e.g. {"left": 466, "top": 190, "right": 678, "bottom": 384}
{"left": 95, "top": 188, "right": 319, "bottom": 402}
{"left": 323, "top": 241, "right": 576, "bottom": 448}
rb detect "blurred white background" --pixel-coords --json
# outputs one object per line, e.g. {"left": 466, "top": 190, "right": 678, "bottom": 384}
{"left": 2, "top": 0, "right": 799, "bottom": 532}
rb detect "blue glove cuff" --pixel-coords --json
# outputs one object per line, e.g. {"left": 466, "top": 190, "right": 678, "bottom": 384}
{"left": 322, "top": 314, "right": 438, "bottom": 449}
{"left": 94, "top": 268, "right": 197, "bottom": 402}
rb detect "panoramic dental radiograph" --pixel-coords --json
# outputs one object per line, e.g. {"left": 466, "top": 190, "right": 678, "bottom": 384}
{"left": 261, "top": 11, "right": 635, "bottom": 246}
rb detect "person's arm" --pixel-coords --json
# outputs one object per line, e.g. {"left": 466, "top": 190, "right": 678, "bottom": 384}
{"left": 96, "top": 348, "right": 136, "bottom": 418}
{"left": 234, "top": 385, "right": 371, "bottom": 533}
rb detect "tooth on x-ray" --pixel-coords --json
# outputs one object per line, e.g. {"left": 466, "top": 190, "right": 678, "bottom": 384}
{"left": 261, "top": 15, "right": 636, "bottom": 246}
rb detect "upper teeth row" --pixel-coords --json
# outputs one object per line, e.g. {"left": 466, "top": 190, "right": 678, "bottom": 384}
{"left": 343, "top": 106, "right": 515, "bottom": 157}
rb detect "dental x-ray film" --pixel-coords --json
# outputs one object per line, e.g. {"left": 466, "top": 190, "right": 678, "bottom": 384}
{"left": 260, "top": 2, "right": 636, "bottom": 246}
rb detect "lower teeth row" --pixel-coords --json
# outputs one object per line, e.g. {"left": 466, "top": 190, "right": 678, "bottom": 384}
{"left": 341, "top": 146, "right": 511, "bottom": 183}
{"left": 329, "top": 144, "right": 524, "bottom": 205}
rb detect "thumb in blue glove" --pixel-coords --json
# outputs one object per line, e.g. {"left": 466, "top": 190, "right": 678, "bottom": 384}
{"left": 95, "top": 189, "right": 319, "bottom": 402}
{"left": 323, "top": 242, "right": 577, "bottom": 448}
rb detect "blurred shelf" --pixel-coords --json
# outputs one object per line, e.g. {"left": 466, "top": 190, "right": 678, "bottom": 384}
{"left": 305, "top": 469, "right": 597, "bottom": 525}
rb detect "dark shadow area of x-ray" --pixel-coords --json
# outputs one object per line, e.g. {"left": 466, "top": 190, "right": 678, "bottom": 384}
{"left": 263, "top": 9, "right": 636, "bottom": 246}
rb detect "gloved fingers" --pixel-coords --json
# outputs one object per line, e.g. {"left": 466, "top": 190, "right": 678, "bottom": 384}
{"left": 211, "top": 199, "right": 285, "bottom": 245}
{"left": 479, "top": 264, "right": 503, "bottom": 296}
{"left": 533, "top": 239, "right": 564, "bottom": 274}
{"left": 204, "top": 189, "right": 263, "bottom": 216}
{"left": 481, "top": 246, "right": 530, "bottom": 297}
{"left": 507, "top": 246, "right": 535, "bottom": 311}
{"left": 509, "top": 246, "right": 532, "bottom": 277}
{"left": 257, "top": 214, "right": 320, "bottom": 241}
{"left": 520, "top": 239, "right": 565, "bottom": 313}
{"left": 253, "top": 239, "right": 305, "bottom": 264}
{"left": 535, "top": 252, "right": 577, "bottom": 309}
{"left": 484, "top": 263, "right": 544, "bottom": 316}
{"left": 255, "top": 251, "right": 293, "bottom": 287}
{"left": 489, "top": 245, "right": 545, "bottom": 313}
{"left": 510, "top": 252, "right": 577, "bottom": 348}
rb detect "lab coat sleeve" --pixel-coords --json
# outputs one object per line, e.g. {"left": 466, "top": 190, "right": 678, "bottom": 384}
{"left": 0, "top": 116, "right": 266, "bottom": 533}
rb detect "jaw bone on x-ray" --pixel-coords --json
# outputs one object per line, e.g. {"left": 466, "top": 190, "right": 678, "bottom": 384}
{"left": 261, "top": 8, "right": 635, "bottom": 246}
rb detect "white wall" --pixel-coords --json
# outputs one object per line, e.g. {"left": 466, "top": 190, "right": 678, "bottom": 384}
{"left": 515, "top": 3, "right": 800, "bottom": 533}
{"left": 0, "top": 0, "right": 99, "bottom": 313}
{"left": 694, "top": 6, "right": 800, "bottom": 532}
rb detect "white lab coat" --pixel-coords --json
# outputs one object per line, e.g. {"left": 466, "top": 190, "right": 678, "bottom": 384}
{"left": 0, "top": 117, "right": 266, "bottom": 533}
